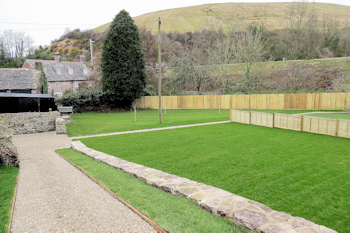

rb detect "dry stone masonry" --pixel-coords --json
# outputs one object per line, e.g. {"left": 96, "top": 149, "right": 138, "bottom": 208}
{"left": 55, "top": 117, "right": 67, "bottom": 134}
{"left": 71, "top": 141, "right": 337, "bottom": 233}
{"left": 0, "top": 111, "right": 60, "bottom": 134}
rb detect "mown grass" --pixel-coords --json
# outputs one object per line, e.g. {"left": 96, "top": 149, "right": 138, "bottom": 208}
{"left": 79, "top": 123, "right": 350, "bottom": 232}
{"left": 0, "top": 165, "right": 18, "bottom": 233}
{"left": 67, "top": 109, "right": 229, "bottom": 136}
{"left": 307, "top": 112, "right": 350, "bottom": 120}
{"left": 56, "top": 148, "right": 248, "bottom": 233}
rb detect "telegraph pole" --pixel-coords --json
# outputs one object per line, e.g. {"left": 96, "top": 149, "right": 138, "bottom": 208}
{"left": 158, "top": 17, "right": 162, "bottom": 124}
{"left": 90, "top": 39, "right": 95, "bottom": 62}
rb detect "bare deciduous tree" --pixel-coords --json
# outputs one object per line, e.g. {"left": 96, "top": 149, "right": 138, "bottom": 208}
{"left": 231, "top": 29, "right": 271, "bottom": 92}
{"left": 0, "top": 30, "right": 34, "bottom": 58}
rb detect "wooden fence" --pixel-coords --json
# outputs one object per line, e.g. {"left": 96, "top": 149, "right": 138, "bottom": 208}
{"left": 230, "top": 109, "right": 350, "bottom": 138}
{"left": 135, "top": 93, "right": 350, "bottom": 110}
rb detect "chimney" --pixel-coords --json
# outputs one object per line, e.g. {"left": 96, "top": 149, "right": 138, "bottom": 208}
{"left": 54, "top": 52, "right": 61, "bottom": 63}
{"left": 35, "top": 62, "right": 43, "bottom": 71}
{"left": 80, "top": 55, "right": 85, "bottom": 64}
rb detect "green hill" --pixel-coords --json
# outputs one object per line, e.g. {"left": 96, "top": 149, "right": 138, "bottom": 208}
{"left": 94, "top": 2, "right": 350, "bottom": 33}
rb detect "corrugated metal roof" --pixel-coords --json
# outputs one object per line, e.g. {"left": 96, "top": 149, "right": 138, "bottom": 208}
{"left": 0, "top": 68, "right": 39, "bottom": 90}
{"left": 0, "top": 93, "right": 54, "bottom": 98}
{"left": 25, "top": 59, "right": 90, "bottom": 82}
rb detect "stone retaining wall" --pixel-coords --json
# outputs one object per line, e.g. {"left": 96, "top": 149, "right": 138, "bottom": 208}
{"left": 0, "top": 111, "right": 60, "bottom": 134}
{"left": 71, "top": 141, "right": 337, "bottom": 233}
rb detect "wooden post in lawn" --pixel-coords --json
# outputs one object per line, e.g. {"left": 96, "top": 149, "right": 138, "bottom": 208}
{"left": 158, "top": 17, "right": 162, "bottom": 124}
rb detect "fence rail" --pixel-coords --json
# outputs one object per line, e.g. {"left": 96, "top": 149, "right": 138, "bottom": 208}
{"left": 135, "top": 93, "right": 350, "bottom": 110}
{"left": 230, "top": 109, "right": 350, "bottom": 139}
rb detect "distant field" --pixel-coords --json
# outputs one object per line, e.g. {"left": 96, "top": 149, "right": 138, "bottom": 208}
{"left": 94, "top": 2, "right": 350, "bottom": 33}
{"left": 79, "top": 122, "right": 350, "bottom": 232}
{"left": 206, "top": 57, "right": 350, "bottom": 78}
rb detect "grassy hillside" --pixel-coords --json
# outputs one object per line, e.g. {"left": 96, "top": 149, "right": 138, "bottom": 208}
{"left": 94, "top": 2, "right": 350, "bottom": 33}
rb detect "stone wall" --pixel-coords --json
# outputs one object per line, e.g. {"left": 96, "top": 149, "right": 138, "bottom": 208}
{"left": 0, "top": 111, "right": 60, "bottom": 134}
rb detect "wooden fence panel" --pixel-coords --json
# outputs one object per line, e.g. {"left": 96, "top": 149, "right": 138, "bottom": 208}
{"left": 303, "top": 116, "right": 338, "bottom": 136}
{"left": 306, "top": 93, "right": 315, "bottom": 110}
{"left": 335, "top": 93, "right": 345, "bottom": 110}
{"left": 257, "top": 94, "right": 267, "bottom": 109}
{"left": 203, "top": 95, "right": 210, "bottom": 109}
{"left": 137, "top": 93, "right": 350, "bottom": 110}
{"left": 250, "top": 95, "right": 257, "bottom": 109}
{"left": 284, "top": 94, "right": 294, "bottom": 109}
{"left": 230, "top": 109, "right": 250, "bottom": 124}
{"left": 274, "top": 113, "right": 302, "bottom": 131}
{"left": 338, "top": 120, "right": 350, "bottom": 138}
{"left": 220, "top": 95, "right": 231, "bottom": 109}
{"left": 295, "top": 93, "right": 307, "bottom": 109}
{"left": 250, "top": 111, "right": 274, "bottom": 128}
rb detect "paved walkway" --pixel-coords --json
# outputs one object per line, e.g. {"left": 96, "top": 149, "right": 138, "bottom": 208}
{"left": 11, "top": 131, "right": 156, "bottom": 232}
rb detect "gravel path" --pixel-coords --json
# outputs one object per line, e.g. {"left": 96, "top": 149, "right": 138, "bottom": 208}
{"left": 11, "top": 131, "right": 156, "bottom": 232}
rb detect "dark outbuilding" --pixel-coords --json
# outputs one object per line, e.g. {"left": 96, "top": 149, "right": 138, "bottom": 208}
{"left": 0, "top": 93, "right": 57, "bottom": 113}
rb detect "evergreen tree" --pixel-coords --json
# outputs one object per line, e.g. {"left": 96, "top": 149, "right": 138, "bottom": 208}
{"left": 101, "top": 10, "right": 146, "bottom": 108}
{"left": 39, "top": 65, "right": 48, "bottom": 94}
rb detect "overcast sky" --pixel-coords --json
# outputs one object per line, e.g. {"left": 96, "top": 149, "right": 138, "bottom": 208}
{"left": 0, "top": 0, "right": 349, "bottom": 47}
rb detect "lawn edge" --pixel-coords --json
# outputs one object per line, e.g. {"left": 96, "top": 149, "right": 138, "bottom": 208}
{"left": 56, "top": 151, "right": 168, "bottom": 233}
{"left": 70, "top": 140, "right": 338, "bottom": 233}
{"left": 7, "top": 168, "right": 19, "bottom": 233}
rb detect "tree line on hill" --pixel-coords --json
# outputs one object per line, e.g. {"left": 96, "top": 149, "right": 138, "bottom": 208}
{"left": 2, "top": 1, "right": 350, "bottom": 110}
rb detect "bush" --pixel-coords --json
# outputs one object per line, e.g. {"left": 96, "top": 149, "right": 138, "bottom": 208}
{"left": 55, "top": 88, "right": 105, "bottom": 112}
{"left": 0, "top": 138, "right": 19, "bottom": 168}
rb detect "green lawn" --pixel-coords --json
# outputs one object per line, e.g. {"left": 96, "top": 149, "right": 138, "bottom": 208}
{"left": 0, "top": 165, "right": 18, "bottom": 233}
{"left": 67, "top": 109, "right": 230, "bottom": 136}
{"left": 79, "top": 123, "right": 350, "bottom": 232}
{"left": 66, "top": 109, "right": 332, "bottom": 137}
{"left": 307, "top": 112, "right": 350, "bottom": 120}
{"left": 56, "top": 149, "right": 247, "bottom": 233}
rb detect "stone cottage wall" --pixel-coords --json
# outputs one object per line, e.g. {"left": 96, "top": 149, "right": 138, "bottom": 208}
{"left": 0, "top": 111, "right": 60, "bottom": 134}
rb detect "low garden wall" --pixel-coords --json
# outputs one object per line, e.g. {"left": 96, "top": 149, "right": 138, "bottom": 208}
{"left": 230, "top": 109, "right": 350, "bottom": 138}
{"left": 0, "top": 111, "right": 60, "bottom": 135}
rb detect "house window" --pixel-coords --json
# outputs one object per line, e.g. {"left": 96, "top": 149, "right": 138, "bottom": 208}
{"left": 88, "top": 81, "right": 92, "bottom": 86}
{"left": 74, "top": 81, "right": 78, "bottom": 87}
{"left": 55, "top": 82, "right": 60, "bottom": 87}
{"left": 54, "top": 92, "right": 62, "bottom": 97}
{"left": 56, "top": 68, "right": 61, "bottom": 74}
{"left": 69, "top": 68, "right": 73, "bottom": 75}
{"left": 63, "top": 82, "right": 66, "bottom": 85}
{"left": 48, "top": 82, "right": 50, "bottom": 88}
{"left": 83, "top": 69, "right": 88, "bottom": 75}
{"left": 44, "top": 68, "right": 47, "bottom": 73}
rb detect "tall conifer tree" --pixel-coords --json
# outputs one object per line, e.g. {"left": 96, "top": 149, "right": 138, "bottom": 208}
{"left": 101, "top": 10, "right": 146, "bottom": 107}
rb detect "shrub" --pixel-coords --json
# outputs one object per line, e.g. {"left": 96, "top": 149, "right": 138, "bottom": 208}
{"left": 0, "top": 138, "right": 19, "bottom": 168}
{"left": 55, "top": 88, "right": 105, "bottom": 112}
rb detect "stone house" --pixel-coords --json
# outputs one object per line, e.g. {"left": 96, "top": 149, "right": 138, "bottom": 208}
{"left": 0, "top": 68, "right": 40, "bottom": 94}
{"left": 22, "top": 52, "right": 91, "bottom": 96}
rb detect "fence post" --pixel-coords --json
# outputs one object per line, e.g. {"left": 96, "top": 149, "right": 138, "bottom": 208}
{"left": 249, "top": 111, "right": 252, "bottom": 125}
{"left": 300, "top": 115, "right": 304, "bottom": 131}
{"left": 335, "top": 119, "right": 340, "bottom": 136}
{"left": 272, "top": 112, "right": 275, "bottom": 128}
